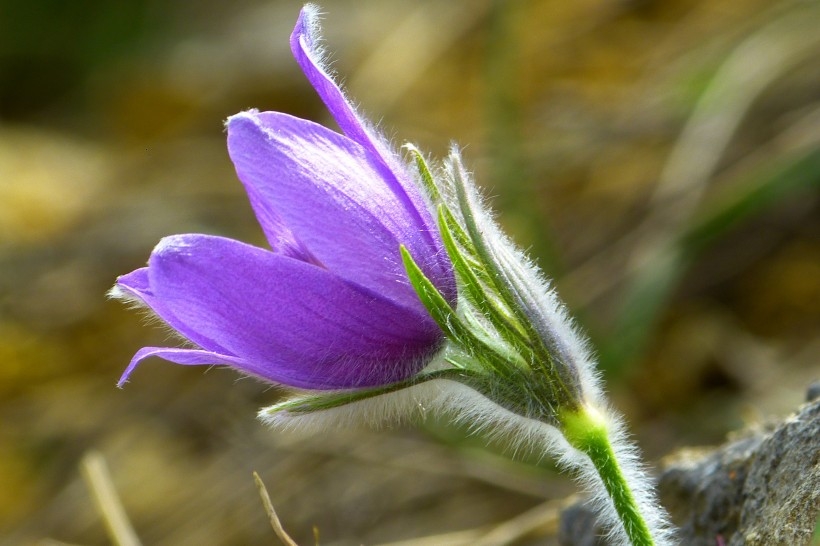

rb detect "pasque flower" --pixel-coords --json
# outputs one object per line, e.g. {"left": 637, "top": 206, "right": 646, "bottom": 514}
{"left": 115, "top": 5, "right": 674, "bottom": 545}
{"left": 112, "top": 6, "right": 455, "bottom": 390}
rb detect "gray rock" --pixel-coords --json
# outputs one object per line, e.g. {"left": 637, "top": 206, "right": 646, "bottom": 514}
{"left": 558, "top": 503, "right": 607, "bottom": 546}
{"left": 728, "top": 400, "right": 820, "bottom": 545}
{"left": 658, "top": 435, "right": 764, "bottom": 544}
{"left": 806, "top": 381, "right": 820, "bottom": 402}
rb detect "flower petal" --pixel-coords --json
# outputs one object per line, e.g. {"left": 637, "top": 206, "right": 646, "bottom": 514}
{"left": 228, "top": 110, "right": 447, "bottom": 309}
{"left": 289, "top": 7, "right": 456, "bottom": 303}
{"left": 117, "top": 347, "right": 245, "bottom": 387}
{"left": 144, "top": 233, "right": 442, "bottom": 389}
{"left": 114, "top": 268, "right": 232, "bottom": 355}
{"left": 290, "top": 5, "right": 386, "bottom": 162}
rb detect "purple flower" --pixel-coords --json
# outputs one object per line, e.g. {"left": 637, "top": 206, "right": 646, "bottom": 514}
{"left": 113, "top": 6, "right": 455, "bottom": 390}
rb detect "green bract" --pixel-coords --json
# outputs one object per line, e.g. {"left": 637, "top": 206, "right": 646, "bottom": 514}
{"left": 261, "top": 146, "right": 583, "bottom": 424}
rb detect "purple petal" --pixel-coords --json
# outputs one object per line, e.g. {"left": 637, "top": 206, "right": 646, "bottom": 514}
{"left": 289, "top": 7, "right": 456, "bottom": 303}
{"left": 115, "top": 268, "right": 231, "bottom": 355}
{"left": 118, "top": 347, "right": 245, "bottom": 387}
{"left": 228, "top": 110, "right": 446, "bottom": 309}
{"left": 114, "top": 267, "right": 150, "bottom": 301}
{"left": 290, "top": 5, "right": 384, "bottom": 161}
{"left": 142, "top": 233, "right": 441, "bottom": 389}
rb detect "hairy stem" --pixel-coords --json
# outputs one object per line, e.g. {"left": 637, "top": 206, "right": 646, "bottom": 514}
{"left": 562, "top": 406, "right": 655, "bottom": 546}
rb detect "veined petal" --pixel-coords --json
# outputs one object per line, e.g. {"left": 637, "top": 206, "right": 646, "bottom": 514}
{"left": 113, "top": 266, "right": 150, "bottom": 302}
{"left": 114, "top": 268, "right": 231, "bottom": 355}
{"left": 228, "top": 110, "right": 447, "bottom": 308}
{"left": 118, "top": 347, "right": 246, "bottom": 387}
{"left": 144, "top": 234, "right": 442, "bottom": 389}
{"left": 290, "top": 5, "right": 387, "bottom": 166}
{"left": 289, "top": 6, "right": 455, "bottom": 303}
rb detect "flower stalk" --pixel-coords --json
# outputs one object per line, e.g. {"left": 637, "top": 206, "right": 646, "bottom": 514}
{"left": 561, "top": 407, "right": 656, "bottom": 546}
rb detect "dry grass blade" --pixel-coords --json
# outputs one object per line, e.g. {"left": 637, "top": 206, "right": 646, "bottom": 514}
{"left": 471, "top": 495, "right": 576, "bottom": 546}
{"left": 253, "top": 471, "right": 299, "bottom": 546}
{"left": 376, "top": 495, "right": 576, "bottom": 546}
{"left": 79, "top": 451, "right": 142, "bottom": 546}
{"left": 375, "top": 526, "right": 491, "bottom": 546}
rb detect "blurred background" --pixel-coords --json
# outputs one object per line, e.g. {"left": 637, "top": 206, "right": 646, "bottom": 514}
{"left": 1, "top": 0, "right": 818, "bottom": 544}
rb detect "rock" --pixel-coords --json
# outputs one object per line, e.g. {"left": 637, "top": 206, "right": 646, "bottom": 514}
{"left": 806, "top": 381, "right": 820, "bottom": 403}
{"left": 658, "top": 435, "right": 763, "bottom": 544}
{"left": 558, "top": 502, "right": 607, "bottom": 546}
{"left": 725, "top": 399, "right": 820, "bottom": 545}
{"left": 559, "top": 398, "right": 820, "bottom": 545}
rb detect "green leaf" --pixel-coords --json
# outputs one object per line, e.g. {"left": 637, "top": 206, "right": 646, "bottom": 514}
{"left": 404, "top": 143, "right": 443, "bottom": 204}
{"left": 438, "top": 205, "right": 530, "bottom": 345}
{"left": 401, "top": 245, "right": 521, "bottom": 376}
{"left": 400, "top": 244, "right": 459, "bottom": 333}
{"left": 447, "top": 154, "right": 578, "bottom": 401}
{"left": 448, "top": 156, "right": 549, "bottom": 356}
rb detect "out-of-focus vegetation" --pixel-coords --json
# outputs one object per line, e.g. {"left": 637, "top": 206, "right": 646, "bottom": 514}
{"left": 1, "top": 0, "right": 817, "bottom": 544}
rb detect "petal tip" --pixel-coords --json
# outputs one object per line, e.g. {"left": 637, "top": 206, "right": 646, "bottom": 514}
{"left": 226, "top": 110, "right": 281, "bottom": 149}
{"left": 153, "top": 234, "right": 195, "bottom": 259}
{"left": 109, "top": 268, "right": 152, "bottom": 308}
{"left": 226, "top": 109, "right": 260, "bottom": 126}
{"left": 291, "top": 4, "right": 328, "bottom": 77}
{"left": 108, "top": 285, "right": 141, "bottom": 309}
{"left": 226, "top": 110, "right": 265, "bottom": 137}
{"left": 117, "top": 353, "right": 143, "bottom": 388}
{"left": 107, "top": 284, "right": 126, "bottom": 300}
{"left": 293, "top": 4, "right": 322, "bottom": 45}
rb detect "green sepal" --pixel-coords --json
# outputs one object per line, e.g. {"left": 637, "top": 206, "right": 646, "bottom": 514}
{"left": 438, "top": 207, "right": 499, "bottom": 292}
{"left": 438, "top": 205, "right": 530, "bottom": 345}
{"left": 403, "top": 143, "right": 443, "bottom": 204}
{"left": 446, "top": 154, "right": 579, "bottom": 406}
{"left": 400, "top": 244, "right": 457, "bottom": 333}
{"left": 446, "top": 154, "right": 539, "bottom": 339}
{"left": 260, "top": 367, "right": 477, "bottom": 417}
{"left": 400, "top": 245, "right": 522, "bottom": 377}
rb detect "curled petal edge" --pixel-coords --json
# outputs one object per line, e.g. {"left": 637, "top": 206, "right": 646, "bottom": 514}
{"left": 117, "top": 347, "right": 245, "bottom": 388}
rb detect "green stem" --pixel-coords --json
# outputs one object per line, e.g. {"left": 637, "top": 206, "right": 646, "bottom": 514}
{"left": 562, "top": 406, "right": 655, "bottom": 546}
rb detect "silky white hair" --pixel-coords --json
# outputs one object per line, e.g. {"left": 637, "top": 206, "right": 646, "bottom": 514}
{"left": 263, "top": 11, "right": 674, "bottom": 544}
{"left": 260, "top": 376, "right": 674, "bottom": 546}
